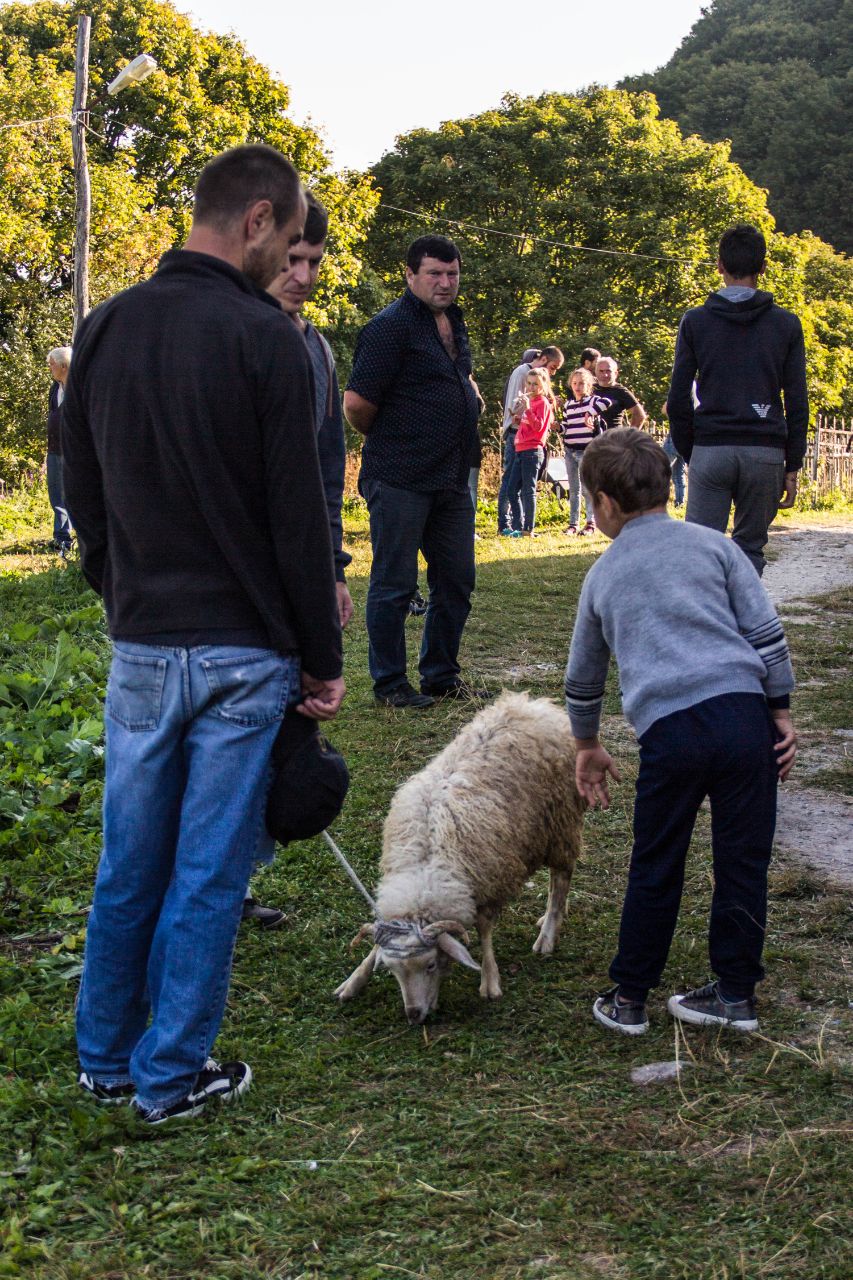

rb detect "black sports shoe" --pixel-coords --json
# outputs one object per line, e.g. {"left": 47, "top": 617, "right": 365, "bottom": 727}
{"left": 408, "top": 589, "right": 428, "bottom": 617}
{"left": 241, "top": 897, "right": 286, "bottom": 929}
{"left": 375, "top": 682, "right": 435, "bottom": 709}
{"left": 420, "top": 680, "right": 494, "bottom": 702}
{"left": 668, "top": 981, "right": 758, "bottom": 1032}
{"left": 132, "top": 1059, "right": 253, "bottom": 1126}
{"left": 78, "top": 1072, "right": 135, "bottom": 1105}
{"left": 592, "top": 986, "right": 649, "bottom": 1036}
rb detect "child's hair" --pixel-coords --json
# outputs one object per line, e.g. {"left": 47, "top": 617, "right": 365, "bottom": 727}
{"left": 525, "top": 366, "right": 557, "bottom": 410}
{"left": 568, "top": 367, "right": 594, "bottom": 396}
{"left": 580, "top": 427, "right": 671, "bottom": 513}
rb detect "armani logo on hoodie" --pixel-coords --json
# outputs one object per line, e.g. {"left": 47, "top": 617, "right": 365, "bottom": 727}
{"left": 752, "top": 403, "right": 772, "bottom": 418}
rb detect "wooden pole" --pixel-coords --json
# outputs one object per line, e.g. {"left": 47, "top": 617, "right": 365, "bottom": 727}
{"left": 72, "top": 15, "right": 91, "bottom": 336}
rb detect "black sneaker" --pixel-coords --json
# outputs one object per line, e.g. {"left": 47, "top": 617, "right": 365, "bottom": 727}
{"left": 408, "top": 590, "right": 428, "bottom": 617}
{"left": 592, "top": 986, "right": 649, "bottom": 1036}
{"left": 78, "top": 1072, "right": 135, "bottom": 1105}
{"left": 420, "top": 680, "right": 494, "bottom": 702}
{"left": 132, "top": 1059, "right": 252, "bottom": 1126}
{"left": 668, "top": 981, "right": 758, "bottom": 1032}
{"left": 375, "top": 682, "right": 435, "bottom": 709}
{"left": 241, "top": 897, "right": 286, "bottom": 929}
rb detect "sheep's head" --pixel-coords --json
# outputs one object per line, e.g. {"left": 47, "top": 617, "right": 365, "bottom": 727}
{"left": 334, "top": 919, "right": 480, "bottom": 1024}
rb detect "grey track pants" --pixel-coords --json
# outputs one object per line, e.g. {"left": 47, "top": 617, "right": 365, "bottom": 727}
{"left": 685, "top": 445, "right": 785, "bottom": 576}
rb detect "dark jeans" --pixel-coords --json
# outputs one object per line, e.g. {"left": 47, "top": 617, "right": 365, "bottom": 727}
{"left": 46, "top": 451, "right": 73, "bottom": 547}
{"left": 611, "top": 693, "right": 778, "bottom": 1003}
{"left": 508, "top": 446, "right": 544, "bottom": 532}
{"left": 362, "top": 480, "right": 475, "bottom": 695}
{"left": 497, "top": 431, "right": 522, "bottom": 532}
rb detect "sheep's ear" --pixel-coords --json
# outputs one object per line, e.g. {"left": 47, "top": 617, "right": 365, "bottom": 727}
{"left": 437, "top": 932, "right": 481, "bottom": 972}
{"left": 334, "top": 946, "right": 381, "bottom": 1002}
{"left": 349, "top": 923, "right": 376, "bottom": 950}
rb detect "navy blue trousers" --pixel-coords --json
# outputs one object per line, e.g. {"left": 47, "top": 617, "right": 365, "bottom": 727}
{"left": 611, "top": 693, "right": 778, "bottom": 1002}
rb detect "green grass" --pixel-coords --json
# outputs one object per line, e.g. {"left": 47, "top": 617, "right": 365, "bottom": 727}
{"left": 1, "top": 515, "right": 851, "bottom": 1279}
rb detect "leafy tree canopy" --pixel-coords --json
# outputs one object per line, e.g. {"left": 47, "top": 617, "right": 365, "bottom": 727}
{"left": 365, "top": 89, "right": 852, "bottom": 437}
{"left": 0, "top": 0, "right": 377, "bottom": 479}
{"left": 621, "top": 0, "right": 852, "bottom": 254}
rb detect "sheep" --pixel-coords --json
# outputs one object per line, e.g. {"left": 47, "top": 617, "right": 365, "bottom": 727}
{"left": 334, "top": 691, "right": 585, "bottom": 1024}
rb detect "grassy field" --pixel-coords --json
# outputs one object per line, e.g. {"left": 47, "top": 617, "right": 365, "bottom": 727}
{"left": 1, "top": 497, "right": 851, "bottom": 1280}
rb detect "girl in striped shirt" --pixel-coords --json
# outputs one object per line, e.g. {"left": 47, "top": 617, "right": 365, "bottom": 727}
{"left": 560, "top": 368, "right": 612, "bottom": 536}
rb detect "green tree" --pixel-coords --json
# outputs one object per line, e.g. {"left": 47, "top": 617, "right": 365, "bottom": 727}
{"left": 0, "top": 0, "right": 377, "bottom": 480}
{"left": 621, "top": 0, "right": 852, "bottom": 254}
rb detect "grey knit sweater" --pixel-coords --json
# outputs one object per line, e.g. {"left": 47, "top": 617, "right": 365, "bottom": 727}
{"left": 564, "top": 513, "right": 794, "bottom": 740}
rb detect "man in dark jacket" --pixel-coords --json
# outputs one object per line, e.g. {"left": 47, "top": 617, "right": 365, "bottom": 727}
{"left": 64, "top": 146, "right": 344, "bottom": 1125}
{"left": 668, "top": 224, "right": 808, "bottom": 575}
{"left": 46, "top": 346, "right": 74, "bottom": 554}
{"left": 344, "top": 235, "right": 489, "bottom": 707}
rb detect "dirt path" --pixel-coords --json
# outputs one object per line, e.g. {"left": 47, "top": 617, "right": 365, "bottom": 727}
{"left": 763, "top": 520, "right": 853, "bottom": 888}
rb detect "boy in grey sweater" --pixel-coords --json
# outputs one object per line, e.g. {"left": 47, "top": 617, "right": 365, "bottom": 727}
{"left": 564, "top": 429, "right": 797, "bottom": 1035}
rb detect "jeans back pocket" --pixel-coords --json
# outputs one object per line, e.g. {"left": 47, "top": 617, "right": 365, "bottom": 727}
{"left": 201, "top": 651, "right": 289, "bottom": 727}
{"left": 106, "top": 649, "right": 167, "bottom": 731}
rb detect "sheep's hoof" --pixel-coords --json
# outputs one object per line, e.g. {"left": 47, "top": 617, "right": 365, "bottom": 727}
{"left": 479, "top": 978, "right": 502, "bottom": 999}
{"left": 333, "top": 981, "right": 355, "bottom": 1001}
{"left": 536, "top": 913, "right": 546, "bottom": 928}
{"left": 532, "top": 931, "right": 555, "bottom": 955}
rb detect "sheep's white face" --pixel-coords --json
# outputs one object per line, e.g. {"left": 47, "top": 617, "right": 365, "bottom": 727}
{"left": 380, "top": 946, "right": 454, "bottom": 1025}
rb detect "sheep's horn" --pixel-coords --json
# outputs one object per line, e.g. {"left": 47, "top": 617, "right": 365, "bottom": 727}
{"left": 349, "top": 923, "right": 376, "bottom": 950}
{"left": 423, "top": 920, "right": 470, "bottom": 945}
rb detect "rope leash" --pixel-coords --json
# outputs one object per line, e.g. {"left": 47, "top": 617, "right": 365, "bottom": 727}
{"left": 321, "top": 829, "right": 379, "bottom": 918}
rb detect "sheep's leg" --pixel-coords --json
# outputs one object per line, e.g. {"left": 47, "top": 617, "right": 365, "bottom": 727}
{"left": 533, "top": 867, "right": 572, "bottom": 955}
{"left": 476, "top": 910, "right": 502, "bottom": 999}
{"left": 333, "top": 946, "right": 379, "bottom": 1001}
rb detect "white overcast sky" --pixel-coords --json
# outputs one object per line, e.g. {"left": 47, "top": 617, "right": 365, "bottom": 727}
{"left": 180, "top": 0, "right": 708, "bottom": 171}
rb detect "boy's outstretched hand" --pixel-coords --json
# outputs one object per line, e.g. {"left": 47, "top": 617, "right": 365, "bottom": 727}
{"left": 771, "top": 708, "right": 797, "bottom": 781}
{"left": 574, "top": 739, "right": 622, "bottom": 810}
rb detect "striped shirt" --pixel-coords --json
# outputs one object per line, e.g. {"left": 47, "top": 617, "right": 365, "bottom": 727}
{"left": 560, "top": 394, "right": 612, "bottom": 449}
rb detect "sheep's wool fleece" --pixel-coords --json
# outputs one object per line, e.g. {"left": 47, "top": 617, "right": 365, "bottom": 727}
{"left": 376, "top": 692, "right": 583, "bottom": 925}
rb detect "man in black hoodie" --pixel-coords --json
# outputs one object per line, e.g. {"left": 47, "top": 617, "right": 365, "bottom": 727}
{"left": 668, "top": 224, "right": 808, "bottom": 575}
{"left": 64, "top": 146, "right": 345, "bottom": 1125}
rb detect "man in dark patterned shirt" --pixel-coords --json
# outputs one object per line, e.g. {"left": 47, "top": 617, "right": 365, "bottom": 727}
{"left": 344, "top": 235, "right": 490, "bottom": 708}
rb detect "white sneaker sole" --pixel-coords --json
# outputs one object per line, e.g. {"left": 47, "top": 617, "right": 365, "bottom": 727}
{"left": 592, "top": 998, "right": 648, "bottom": 1036}
{"left": 667, "top": 996, "right": 758, "bottom": 1032}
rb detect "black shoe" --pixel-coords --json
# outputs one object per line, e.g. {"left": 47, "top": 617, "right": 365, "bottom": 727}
{"left": 592, "top": 986, "right": 649, "bottom": 1036}
{"left": 420, "top": 680, "right": 494, "bottom": 702}
{"left": 375, "top": 682, "right": 435, "bottom": 709}
{"left": 78, "top": 1072, "right": 135, "bottom": 1105}
{"left": 408, "top": 590, "right": 428, "bottom": 617}
{"left": 132, "top": 1059, "right": 252, "bottom": 1126}
{"left": 668, "top": 981, "right": 758, "bottom": 1032}
{"left": 241, "top": 897, "right": 286, "bottom": 929}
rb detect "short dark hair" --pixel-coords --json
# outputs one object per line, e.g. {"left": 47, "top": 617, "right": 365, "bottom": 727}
{"left": 580, "top": 428, "right": 671, "bottom": 513}
{"left": 303, "top": 193, "right": 329, "bottom": 245}
{"left": 406, "top": 235, "right": 462, "bottom": 273}
{"left": 718, "top": 224, "right": 766, "bottom": 278}
{"left": 194, "top": 145, "right": 303, "bottom": 232}
{"left": 539, "top": 345, "right": 565, "bottom": 368}
{"left": 580, "top": 347, "right": 600, "bottom": 366}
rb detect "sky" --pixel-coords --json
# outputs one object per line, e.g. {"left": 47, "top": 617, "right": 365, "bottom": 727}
{"left": 180, "top": 0, "right": 708, "bottom": 172}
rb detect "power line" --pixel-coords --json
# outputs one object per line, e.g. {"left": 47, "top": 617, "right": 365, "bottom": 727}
{"left": 0, "top": 113, "right": 70, "bottom": 134}
{"left": 376, "top": 202, "right": 712, "bottom": 267}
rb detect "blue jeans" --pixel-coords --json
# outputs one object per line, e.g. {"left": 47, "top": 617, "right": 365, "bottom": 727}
{"left": 564, "top": 448, "right": 594, "bottom": 527}
{"left": 46, "top": 451, "right": 73, "bottom": 547}
{"left": 76, "top": 643, "right": 297, "bottom": 1110}
{"left": 686, "top": 445, "right": 785, "bottom": 576}
{"left": 362, "top": 480, "right": 475, "bottom": 695}
{"left": 610, "top": 694, "right": 777, "bottom": 1003}
{"left": 662, "top": 434, "right": 686, "bottom": 505}
{"left": 497, "top": 431, "right": 522, "bottom": 532}
{"left": 508, "top": 446, "right": 544, "bottom": 532}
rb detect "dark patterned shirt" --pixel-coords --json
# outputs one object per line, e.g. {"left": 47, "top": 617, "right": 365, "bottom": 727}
{"left": 347, "top": 288, "right": 481, "bottom": 492}
{"left": 592, "top": 382, "right": 639, "bottom": 430}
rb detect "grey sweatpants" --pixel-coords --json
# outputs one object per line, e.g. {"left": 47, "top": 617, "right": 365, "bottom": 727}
{"left": 685, "top": 445, "right": 785, "bottom": 576}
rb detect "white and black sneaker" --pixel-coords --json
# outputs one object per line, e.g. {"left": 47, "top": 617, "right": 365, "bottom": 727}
{"left": 132, "top": 1058, "right": 253, "bottom": 1126}
{"left": 78, "top": 1072, "right": 135, "bottom": 1105}
{"left": 668, "top": 981, "right": 758, "bottom": 1032}
{"left": 592, "top": 986, "right": 649, "bottom": 1036}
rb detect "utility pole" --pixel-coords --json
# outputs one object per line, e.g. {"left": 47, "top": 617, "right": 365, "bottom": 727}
{"left": 71, "top": 14, "right": 91, "bottom": 337}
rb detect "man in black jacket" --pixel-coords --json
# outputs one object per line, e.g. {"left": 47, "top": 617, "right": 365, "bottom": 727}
{"left": 64, "top": 146, "right": 345, "bottom": 1125}
{"left": 668, "top": 224, "right": 808, "bottom": 575}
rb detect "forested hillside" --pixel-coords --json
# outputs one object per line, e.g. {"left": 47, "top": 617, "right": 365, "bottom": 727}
{"left": 621, "top": 0, "right": 852, "bottom": 254}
